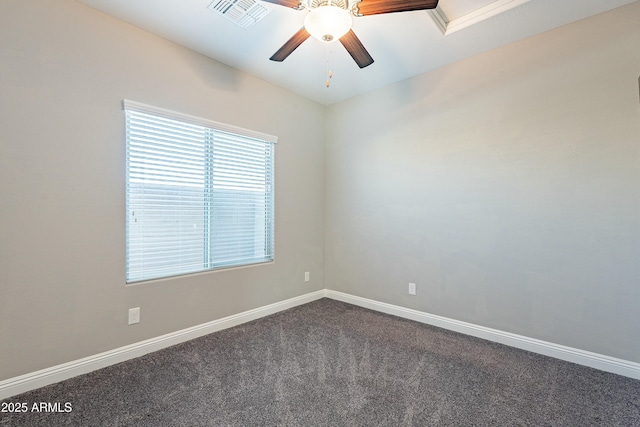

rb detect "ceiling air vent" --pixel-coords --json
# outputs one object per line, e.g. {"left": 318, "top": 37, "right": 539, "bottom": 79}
{"left": 208, "top": 0, "right": 271, "bottom": 28}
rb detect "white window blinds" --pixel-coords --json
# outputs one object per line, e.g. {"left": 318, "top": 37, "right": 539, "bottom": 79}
{"left": 124, "top": 100, "right": 276, "bottom": 283}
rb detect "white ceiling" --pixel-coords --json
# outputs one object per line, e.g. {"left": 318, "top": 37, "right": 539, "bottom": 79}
{"left": 77, "top": 0, "right": 637, "bottom": 105}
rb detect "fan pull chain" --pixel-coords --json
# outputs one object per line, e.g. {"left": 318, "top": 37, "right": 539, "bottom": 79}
{"left": 326, "top": 45, "right": 333, "bottom": 88}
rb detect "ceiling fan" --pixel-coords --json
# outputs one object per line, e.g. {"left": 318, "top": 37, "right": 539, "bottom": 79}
{"left": 264, "top": 0, "right": 439, "bottom": 69}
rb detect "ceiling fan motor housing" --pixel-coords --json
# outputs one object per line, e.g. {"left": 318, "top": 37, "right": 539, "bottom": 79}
{"left": 309, "top": 0, "right": 349, "bottom": 9}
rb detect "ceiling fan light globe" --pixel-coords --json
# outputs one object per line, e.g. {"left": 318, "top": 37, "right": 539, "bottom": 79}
{"left": 304, "top": 5, "right": 352, "bottom": 43}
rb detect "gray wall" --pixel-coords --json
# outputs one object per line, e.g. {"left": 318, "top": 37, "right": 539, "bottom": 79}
{"left": 325, "top": 2, "right": 640, "bottom": 362}
{"left": 0, "top": 0, "right": 325, "bottom": 380}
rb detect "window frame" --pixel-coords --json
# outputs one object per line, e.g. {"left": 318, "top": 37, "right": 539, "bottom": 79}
{"left": 123, "top": 100, "right": 277, "bottom": 284}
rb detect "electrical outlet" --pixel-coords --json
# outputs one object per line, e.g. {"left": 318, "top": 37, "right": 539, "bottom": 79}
{"left": 128, "top": 307, "right": 140, "bottom": 325}
{"left": 408, "top": 283, "right": 416, "bottom": 295}
{"left": 305, "top": 272, "right": 310, "bottom": 282}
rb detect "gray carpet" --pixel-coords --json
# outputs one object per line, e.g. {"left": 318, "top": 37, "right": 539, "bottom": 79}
{"left": 1, "top": 298, "right": 639, "bottom": 426}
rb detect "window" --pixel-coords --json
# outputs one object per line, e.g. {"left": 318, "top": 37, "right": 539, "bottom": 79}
{"left": 124, "top": 100, "right": 276, "bottom": 283}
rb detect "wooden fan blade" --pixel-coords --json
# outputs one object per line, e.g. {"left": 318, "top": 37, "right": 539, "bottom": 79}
{"left": 270, "top": 28, "right": 310, "bottom": 62}
{"left": 339, "top": 29, "right": 374, "bottom": 69}
{"left": 355, "top": 0, "right": 438, "bottom": 16}
{"left": 261, "top": 0, "right": 303, "bottom": 9}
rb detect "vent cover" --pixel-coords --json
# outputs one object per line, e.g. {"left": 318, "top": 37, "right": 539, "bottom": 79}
{"left": 208, "top": 0, "right": 271, "bottom": 28}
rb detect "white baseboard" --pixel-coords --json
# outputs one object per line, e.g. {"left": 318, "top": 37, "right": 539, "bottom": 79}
{"left": 2, "top": 288, "right": 638, "bottom": 400}
{"left": 0, "top": 290, "right": 326, "bottom": 400}
{"left": 324, "top": 290, "right": 640, "bottom": 380}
